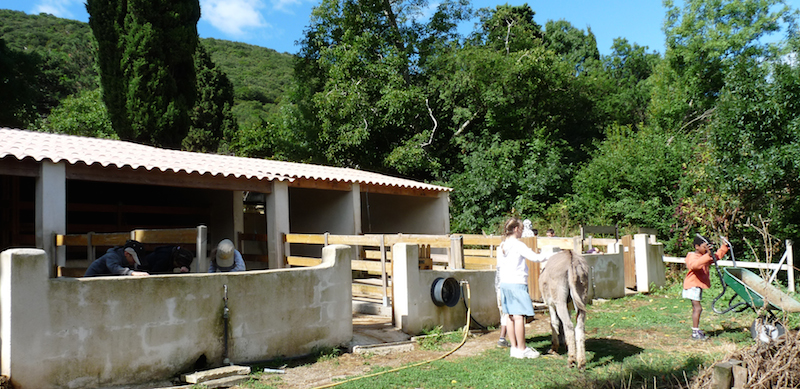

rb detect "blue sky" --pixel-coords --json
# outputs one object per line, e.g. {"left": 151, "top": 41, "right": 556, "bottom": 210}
{"left": 2, "top": 0, "right": 798, "bottom": 56}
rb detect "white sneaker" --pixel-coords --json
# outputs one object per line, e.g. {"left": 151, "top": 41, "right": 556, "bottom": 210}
{"left": 510, "top": 347, "right": 524, "bottom": 359}
{"left": 521, "top": 347, "right": 540, "bottom": 359}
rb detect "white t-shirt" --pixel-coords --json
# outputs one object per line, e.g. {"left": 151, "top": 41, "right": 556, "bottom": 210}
{"left": 497, "top": 237, "right": 549, "bottom": 285}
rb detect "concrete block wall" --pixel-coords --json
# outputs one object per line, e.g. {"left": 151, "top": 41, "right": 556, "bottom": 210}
{"left": 392, "top": 243, "right": 499, "bottom": 335}
{"left": 1, "top": 245, "right": 353, "bottom": 389}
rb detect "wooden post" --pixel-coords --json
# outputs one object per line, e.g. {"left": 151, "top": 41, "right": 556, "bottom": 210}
{"left": 449, "top": 235, "right": 464, "bottom": 269}
{"left": 521, "top": 237, "right": 541, "bottom": 301}
{"left": 788, "top": 240, "right": 795, "bottom": 293}
{"left": 380, "top": 234, "right": 389, "bottom": 306}
{"left": 87, "top": 232, "right": 95, "bottom": 262}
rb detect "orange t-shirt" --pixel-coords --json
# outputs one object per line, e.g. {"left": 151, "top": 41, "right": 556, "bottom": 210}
{"left": 683, "top": 245, "right": 729, "bottom": 289}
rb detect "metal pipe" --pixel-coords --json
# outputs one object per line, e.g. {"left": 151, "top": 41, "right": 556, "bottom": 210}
{"left": 223, "top": 284, "right": 230, "bottom": 365}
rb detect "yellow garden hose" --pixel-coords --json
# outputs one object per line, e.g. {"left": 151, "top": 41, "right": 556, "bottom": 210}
{"left": 312, "top": 281, "right": 473, "bottom": 389}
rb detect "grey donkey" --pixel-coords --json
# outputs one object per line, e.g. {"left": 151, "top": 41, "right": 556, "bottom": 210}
{"left": 538, "top": 249, "right": 589, "bottom": 369}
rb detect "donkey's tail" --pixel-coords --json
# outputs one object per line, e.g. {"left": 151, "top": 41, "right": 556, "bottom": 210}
{"left": 567, "top": 250, "right": 589, "bottom": 312}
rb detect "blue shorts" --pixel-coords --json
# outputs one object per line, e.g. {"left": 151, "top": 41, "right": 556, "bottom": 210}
{"left": 500, "top": 283, "right": 534, "bottom": 316}
{"left": 682, "top": 287, "right": 702, "bottom": 301}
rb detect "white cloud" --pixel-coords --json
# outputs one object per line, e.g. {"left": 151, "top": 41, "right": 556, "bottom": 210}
{"left": 270, "top": 0, "right": 304, "bottom": 13}
{"left": 32, "top": 0, "right": 80, "bottom": 19}
{"left": 201, "top": 0, "right": 270, "bottom": 36}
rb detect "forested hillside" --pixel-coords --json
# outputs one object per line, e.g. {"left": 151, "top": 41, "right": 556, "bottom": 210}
{"left": 1, "top": 1, "right": 799, "bottom": 257}
{"left": 0, "top": 9, "right": 293, "bottom": 133}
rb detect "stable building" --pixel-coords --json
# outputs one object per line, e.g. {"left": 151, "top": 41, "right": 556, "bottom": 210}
{"left": 0, "top": 127, "right": 451, "bottom": 272}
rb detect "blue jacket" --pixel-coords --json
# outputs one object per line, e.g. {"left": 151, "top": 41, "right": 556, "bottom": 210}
{"left": 84, "top": 247, "right": 136, "bottom": 276}
{"left": 208, "top": 249, "right": 246, "bottom": 272}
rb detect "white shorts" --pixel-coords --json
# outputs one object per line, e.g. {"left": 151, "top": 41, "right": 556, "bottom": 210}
{"left": 682, "top": 287, "right": 702, "bottom": 301}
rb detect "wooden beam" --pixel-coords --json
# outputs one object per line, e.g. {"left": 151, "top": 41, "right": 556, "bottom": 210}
{"left": 287, "top": 256, "right": 322, "bottom": 267}
{"left": 132, "top": 228, "right": 199, "bottom": 244}
{"left": 456, "top": 234, "right": 502, "bottom": 246}
{"left": 65, "top": 164, "right": 274, "bottom": 192}
{"left": 288, "top": 178, "right": 353, "bottom": 191}
{"left": 0, "top": 157, "right": 40, "bottom": 177}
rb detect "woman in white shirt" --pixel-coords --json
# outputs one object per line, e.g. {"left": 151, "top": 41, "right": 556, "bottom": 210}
{"left": 497, "top": 217, "right": 551, "bottom": 359}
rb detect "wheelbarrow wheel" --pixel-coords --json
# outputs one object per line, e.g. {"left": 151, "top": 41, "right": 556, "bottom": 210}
{"left": 750, "top": 317, "right": 785, "bottom": 343}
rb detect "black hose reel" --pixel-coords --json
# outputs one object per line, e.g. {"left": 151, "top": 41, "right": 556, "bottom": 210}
{"left": 431, "top": 277, "right": 461, "bottom": 307}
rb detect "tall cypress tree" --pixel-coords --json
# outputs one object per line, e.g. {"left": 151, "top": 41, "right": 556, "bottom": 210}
{"left": 183, "top": 43, "right": 238, "bottom": 153}
{"left": 87, "top": 0, "right": 200, "bottom": 149}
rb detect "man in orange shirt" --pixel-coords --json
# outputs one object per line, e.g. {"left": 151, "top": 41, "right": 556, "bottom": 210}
{"left": 683, "top": 234, "right": 729, "bottom": 340}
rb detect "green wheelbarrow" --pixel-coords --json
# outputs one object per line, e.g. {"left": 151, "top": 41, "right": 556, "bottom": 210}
{"left": 710, "top": 237, "right": 800, "bottom": 343}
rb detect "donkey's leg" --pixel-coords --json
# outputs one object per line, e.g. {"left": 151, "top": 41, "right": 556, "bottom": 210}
{"left": 575, "top": 307, "right": 586, "bottom": 370}
{"left": 555, "top": 300, "right": 576, "bottom": 367}
{"left": 547, "top": 303, "right": 562, "bottom": 354}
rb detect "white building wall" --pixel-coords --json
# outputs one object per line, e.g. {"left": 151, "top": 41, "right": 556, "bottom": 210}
{"left": 0, "top": 245, "right": 352, "bottom": 389}
{"left": 391, "top": 243, "right": 498, "bottom": 335}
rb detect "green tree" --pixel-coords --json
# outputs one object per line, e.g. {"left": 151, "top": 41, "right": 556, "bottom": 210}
{"left": 87, "top": 0, "right": 201, "bottom": 148}
{"left": 595, "top": 38, "right": 661, "bottom": 127}
{"left": 33, "top": 88, "right": 115, "bottom": 138}
{"left": 570, "top": 124, "right": 694, "bottom": 253}
{"left": 290, "top": 0, "right": 472, "bottom": 170}
{"left": 707, "top": 45, "right": 800, "bottom": 239}
{"left": 650, "top": 0, "right": 792, "bottom": 131}
{"left": 183, "top": 43, "right": 238, "bottom": 153}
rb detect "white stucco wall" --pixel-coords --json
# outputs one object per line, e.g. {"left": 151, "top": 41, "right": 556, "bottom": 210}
{"left": 392, "top": 243, "right": 498, "bottom": 335}
{"left": 634, "top": 234, "right": 666, "bottom": 292}
{"left": 1, "top": 245, "right": 352, "bottom": 389}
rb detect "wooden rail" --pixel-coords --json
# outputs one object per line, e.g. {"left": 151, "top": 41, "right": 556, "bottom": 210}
{"left": 54, "top": 226, "right": 207, "bottom": 277}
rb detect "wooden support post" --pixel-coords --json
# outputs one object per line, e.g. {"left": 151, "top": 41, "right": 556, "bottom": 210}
{"left": 380, "top": 235, "right": 389, "bottom": 306}
{"left": 449, "top": 235, "right": 464, "bottom": 269}
{"left": 788, "top": 240, "right": 795, "bottom": 293}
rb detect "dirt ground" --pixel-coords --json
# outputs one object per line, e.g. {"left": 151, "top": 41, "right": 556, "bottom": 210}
{"left": 244, "top": 309, "right": 745, "bottom": 389}
{"left": 250, "top": 315, "right": 553, "bottom": 389}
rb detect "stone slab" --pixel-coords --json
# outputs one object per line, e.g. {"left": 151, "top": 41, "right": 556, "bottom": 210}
{"left": 352, "top": 340, "right": 416, "bottom": 355}
{"left": 198, "top": 375, "right": 250, "bottom": 388}
{"left": 181, "top": 365, "right": 251, "bottom": 384}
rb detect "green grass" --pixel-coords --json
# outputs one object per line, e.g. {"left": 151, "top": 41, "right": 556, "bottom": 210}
{"left": 245, "top": 267, "right": 800, "bottom": 388}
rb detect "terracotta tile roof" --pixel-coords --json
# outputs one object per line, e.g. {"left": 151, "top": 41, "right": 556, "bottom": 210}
{"left": 0, "top": 128, "right": 451, "bottom": 192}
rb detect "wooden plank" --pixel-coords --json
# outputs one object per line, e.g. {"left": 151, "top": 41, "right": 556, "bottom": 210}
{"left": 327, "top": 235, "right": 383, "bottom": 246}
{"left": 89, "top": 233, "right": 130, "bottom": 246}
{"left": 132, "top": 228, "right": 198, "bottom": 244}
{"left": 285, "top": 234, "right": 326, "bottom": 244}
{"left": 352, "top": 260, "right": 393, "bottom": 275}
{"left": 536, "top": 237, "right": 574, "bottom": 250}
{"left": 383, "top": 235, "right": 451, "bottom": 247}
{"left": 287, "top": 256, "right": 322, "bottom": 267}
{"left": 364, "top": 250, "right": 393, "bottom": 260}
{"left": 56, "top": 234, "right": 88, "bottom": 247}
{"left": 457, "top": 235, "right": 502, "bottom": 246}
{"left": 464, "top": 256, "right": 498, "bottom": 266}
{"left": 464, "top": 263, "right": 495, "bottom": 270}
{"left": 464, "top": 248, "right": 493, "bottom": 257}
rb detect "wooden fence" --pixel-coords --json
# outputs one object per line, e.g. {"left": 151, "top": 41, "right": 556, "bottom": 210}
{"left": 54, "top": 226, "right": 208, "bottom": 277}
{"left": 283, "top": 233, "right": 588, "bottom": 304}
